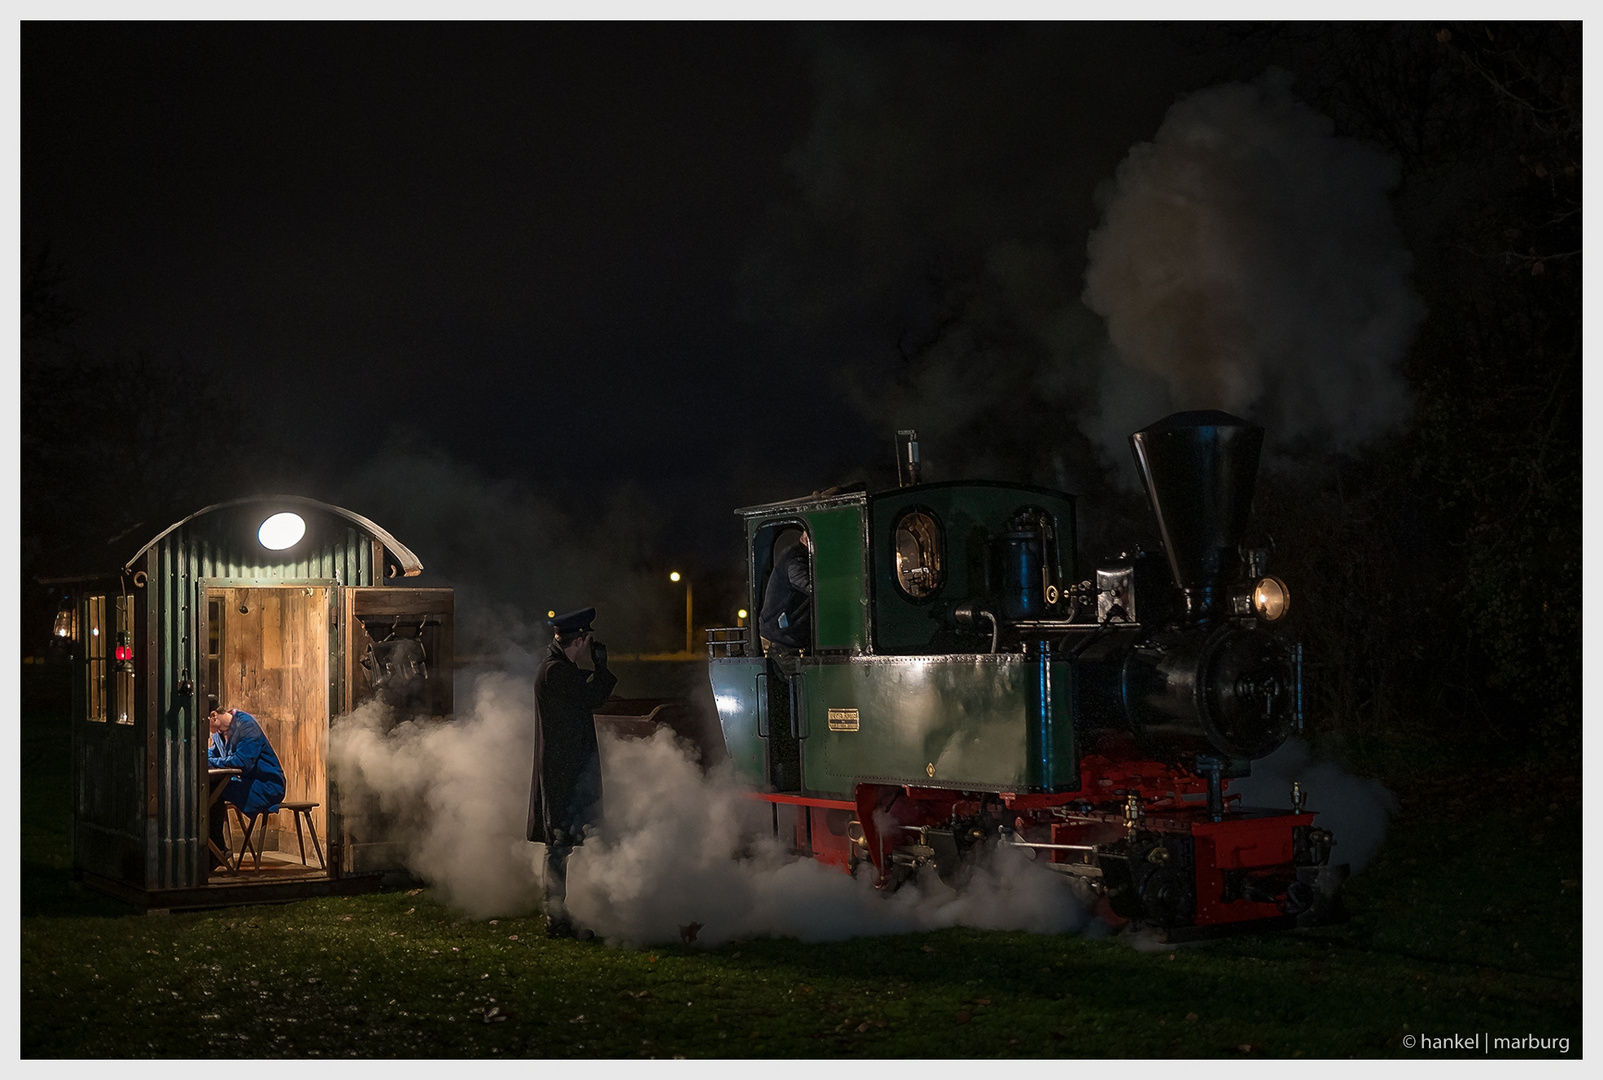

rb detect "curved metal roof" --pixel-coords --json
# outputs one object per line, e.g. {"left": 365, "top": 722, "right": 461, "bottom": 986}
{"left": 122, "top": 495, "right": 423, "bottom": 577}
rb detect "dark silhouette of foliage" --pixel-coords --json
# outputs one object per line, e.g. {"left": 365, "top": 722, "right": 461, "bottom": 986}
{"left": 20, "top": 244, "right": 253, "bottom": 650}
{"left": 1264, "top": 23, "right": 1581, "bottom": 751}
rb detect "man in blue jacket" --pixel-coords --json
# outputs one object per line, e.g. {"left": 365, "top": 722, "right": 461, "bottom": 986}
{"left": 208, "top": 703, "right": 287, "bottom": 869}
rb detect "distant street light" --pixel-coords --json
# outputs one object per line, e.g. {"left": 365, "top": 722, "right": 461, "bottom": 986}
{"left": 670, "top": 572, "right": 692, "bottom": 654}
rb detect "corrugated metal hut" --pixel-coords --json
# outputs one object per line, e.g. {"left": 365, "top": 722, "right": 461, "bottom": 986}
{"left": 64, "top": 495, "right": 453, "bottom": 910}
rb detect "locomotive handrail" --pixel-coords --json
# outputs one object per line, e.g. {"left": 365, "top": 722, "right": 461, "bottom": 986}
{"left": 1010, "top": 618, "right": 1127, "bottom": 631}
{"left": 706, "top": 626, "right": 749, "bottom": 659}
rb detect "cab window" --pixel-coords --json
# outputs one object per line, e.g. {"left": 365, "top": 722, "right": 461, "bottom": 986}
{"left": 892, "top": 508, "right": 944, "bottom": 599}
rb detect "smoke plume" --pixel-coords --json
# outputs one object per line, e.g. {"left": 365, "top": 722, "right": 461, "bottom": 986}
{"left": 752, "top": 33, "right": 1424, "bottom": 491}
{"left": 330, "top": 668, "right": 1088, "bottom": 941}
{"left": 1083, "top": 71, "right": 1424, "bottom": 458}
{"left": 330, "top": 438, "right": 682, "bottom": 658}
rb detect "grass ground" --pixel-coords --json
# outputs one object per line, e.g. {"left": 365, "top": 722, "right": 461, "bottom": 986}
{"left": 18, "top": 663, "right": 1582, "bottom": 1059}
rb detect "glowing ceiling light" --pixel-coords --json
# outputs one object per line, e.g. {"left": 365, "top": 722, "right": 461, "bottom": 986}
{"left": 258, "top": 512, "right": 307, "bottom": 550}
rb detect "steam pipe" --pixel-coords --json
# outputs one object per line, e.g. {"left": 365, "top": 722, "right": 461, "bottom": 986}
{"left": 1066, "top": 611, "right": 1122, "bottom": 660}
{"left": 953, "top": 603, "right": 1002, "bottom": 653}
{"left": 979, "top": 610, "right": 999, "bottom": 655}
{"left": 1196, "top": 754, "right": 1226, "bottom": 821}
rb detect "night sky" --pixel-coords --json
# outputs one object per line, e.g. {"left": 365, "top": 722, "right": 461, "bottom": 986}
{"left": 25, "top": 24, "right": 829, "bottom": 486}
{"left": 21, "top": 23, "right": 1230, "bottom": 501}
{"left": 24, "top": 19, "right": 1577, "bottom": 657}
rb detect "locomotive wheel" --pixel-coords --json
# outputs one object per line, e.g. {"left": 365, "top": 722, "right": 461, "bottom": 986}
{"left": 1138, "top": 865, "right": 1195, "bottom": 927}
{"left": 1103, "top": 835, "right": 1197, "bottom": 927}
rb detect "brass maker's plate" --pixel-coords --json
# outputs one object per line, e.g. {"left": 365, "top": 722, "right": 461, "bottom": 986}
{"left": 827, "top": 707, "right": 860, "bottom": 732}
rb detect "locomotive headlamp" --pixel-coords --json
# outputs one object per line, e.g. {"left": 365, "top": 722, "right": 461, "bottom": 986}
{"left": 1251, "top": 576, "right": 1290, "bottom": 622}
{"left": 258, "top": 512, "right": 307, "bottom": 550}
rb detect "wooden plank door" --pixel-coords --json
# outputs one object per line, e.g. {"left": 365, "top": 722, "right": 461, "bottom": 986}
{"left": 211, "top": 585, "right": 331, "bottom": 853}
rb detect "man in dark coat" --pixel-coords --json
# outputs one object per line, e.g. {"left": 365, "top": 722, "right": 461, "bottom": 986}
{"left": 527, "top": 607, "right": 617, "bottom": 938}
{"left": 758, "top": 531, "right": 812, "bottom": 654}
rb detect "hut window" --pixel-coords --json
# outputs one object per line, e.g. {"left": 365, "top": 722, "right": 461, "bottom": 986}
{"left": 85, "top": 595, "right": 108, "bottom": 723}
{"left": 114, "top": 596, "right": 134, "bottom": 725}
{"left": 207, "top": 598, "right": 221, "bottom": 706}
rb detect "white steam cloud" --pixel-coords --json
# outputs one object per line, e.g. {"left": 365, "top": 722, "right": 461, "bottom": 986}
{"left": 568, "top": 727, "right": 1087, "bottom": 946}
{"left": 1229, "top": 737, "right": 1396, "bottom": 873}
{"left": 330, "top": 671, "right": 1387, "bottom": 938}
{"left": 328, "top": 671, "right": 543, "bottom": 918}
{"left": 1083, "top": 71, "right": 1425, "bottom": 456}
{"left": 329, "top": 667, "right": 1088, "bottom": 941}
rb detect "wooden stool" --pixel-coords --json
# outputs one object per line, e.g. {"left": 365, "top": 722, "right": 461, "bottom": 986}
{"left": 280, "top": 801, "right": 325, "bottom": 868}
{"left": 229, "top": 802, "right": 324, "bottom": 871}
{"left": 229, "top": 805, "right": 271, "bottom": 872}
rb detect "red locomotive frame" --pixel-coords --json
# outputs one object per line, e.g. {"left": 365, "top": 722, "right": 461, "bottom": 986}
{"left": 748, "top": 754, "right": 1339, "bottom": 935}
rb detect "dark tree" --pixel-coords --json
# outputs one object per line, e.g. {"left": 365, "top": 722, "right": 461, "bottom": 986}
{"left": 20, "top": 245, "right": 255, "bottom": 651}
{"left": 1265, "top": 23, "right": 1581, "bottom": 750}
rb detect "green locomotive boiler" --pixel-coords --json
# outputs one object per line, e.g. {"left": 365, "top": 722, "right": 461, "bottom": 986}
{"left": 707, "top": 412, "right": 1345, "bottom": 935}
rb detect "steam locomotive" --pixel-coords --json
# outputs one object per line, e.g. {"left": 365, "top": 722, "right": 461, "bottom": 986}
{"left": 706, "top": 411, "right": 1346, "bottom": 936}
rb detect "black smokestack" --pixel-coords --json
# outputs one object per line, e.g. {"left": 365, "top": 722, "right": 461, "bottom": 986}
{"left": 1129, "top": 410, "right": 1263, "bottom": 618}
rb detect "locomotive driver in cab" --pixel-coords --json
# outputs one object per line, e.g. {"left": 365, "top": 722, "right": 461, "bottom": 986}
{"left": 527, "top": 607, "right": 617, "bottom": 940}
{"left": 759, "top": 529, "right": 812, "bottom": 659}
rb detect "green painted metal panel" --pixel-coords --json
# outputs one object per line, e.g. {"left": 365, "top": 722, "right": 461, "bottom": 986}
{"left": 793, "top": 655, "right": 1079, "bottom": 799}
{"left": 869, "top": 484, "right": 1076, "bottom": 654}
{"left": 802, "top": 505, "right": 866, "bottom": 653}
{"left": 709, "top": 658, "right": 766, "bottom": 788}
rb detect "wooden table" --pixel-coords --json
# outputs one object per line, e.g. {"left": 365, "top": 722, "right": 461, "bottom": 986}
{"left": 207, "top": 768, "right": 241, "bottom": 871}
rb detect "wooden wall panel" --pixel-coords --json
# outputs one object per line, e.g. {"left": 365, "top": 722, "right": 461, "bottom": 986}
{"left": 219, "top": 587, "right": 330, "bottom": 851}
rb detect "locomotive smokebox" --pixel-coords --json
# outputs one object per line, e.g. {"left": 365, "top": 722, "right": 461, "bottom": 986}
{"left": 1129, "top": 410, "right": 1264, "bottom": 620}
